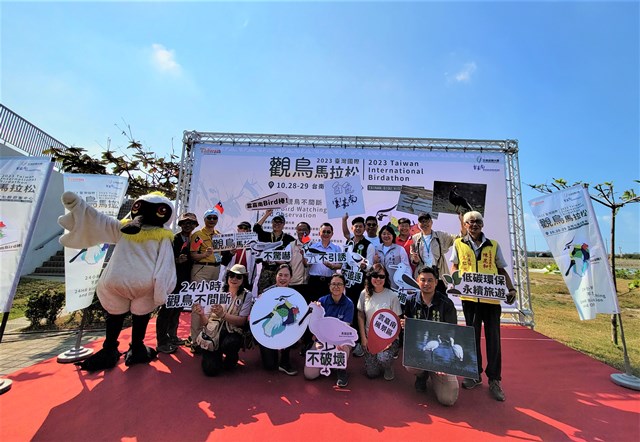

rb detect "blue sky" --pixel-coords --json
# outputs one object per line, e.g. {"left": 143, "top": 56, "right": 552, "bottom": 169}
{"left": 2, "top": 1, "right": 639, "bottom": 252}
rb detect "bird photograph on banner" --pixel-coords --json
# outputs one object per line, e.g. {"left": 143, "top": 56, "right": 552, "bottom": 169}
{"left": 432, "top": 180, "right": 487, "bottom": 216}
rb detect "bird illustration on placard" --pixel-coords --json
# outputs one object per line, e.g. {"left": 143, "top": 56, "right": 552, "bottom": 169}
{"left": 251, "top": 295, "right": 300, "bottom": 337}
{"left": 389, "top": 262, "right": 420, "bottom": 291}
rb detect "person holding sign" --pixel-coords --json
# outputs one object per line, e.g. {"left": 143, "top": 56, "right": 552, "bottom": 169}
{"left": 304, "top": 273, "right": 354, "bottom": 388}
{"left": 193, "top": 264, "right": 254, "bottom": 377}
{"left": 253, "top": 209, "right": 295, "bottom": 294}
{"left": 450, "top": 211, "right": 516, "bottom": 402}
{"left": 401, "top": 267, "right": 459, "bottom": 406}
{"left": 410, "top": 212, "right": 465, "bottom": 288}
{"left": 357, "top": 264, "right": 403, "bottom": 381}
{"left": 258, "top": 263, "right": 299, "bottom": 376}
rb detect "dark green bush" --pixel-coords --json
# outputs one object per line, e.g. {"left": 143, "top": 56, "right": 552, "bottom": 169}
{"left": 25, "top": 288, "right": 64, "bottom": 327}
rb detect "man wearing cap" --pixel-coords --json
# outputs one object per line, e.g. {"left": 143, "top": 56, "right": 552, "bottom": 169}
{"left": 156, "top": 212, "right": 198, "bottom": 354}
{"left": 253, "top": 208, "right": 295, "bottom": 294}
{"left": 189, "top": 207, "right": 224, "bottom": 344}
{"left": 410, "top": 212, "right": 465, "bottom": 286}
{"left": 221, "top": 221, "right": 257, "bottom": 295}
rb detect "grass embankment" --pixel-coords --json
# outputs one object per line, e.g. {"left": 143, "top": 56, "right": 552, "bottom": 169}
{"left": 529, "top": 271, "right": 640, "bottom": 377}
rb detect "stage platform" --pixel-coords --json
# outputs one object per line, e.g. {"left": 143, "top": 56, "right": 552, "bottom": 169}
{"left": 0, "top": 320, "right": 638, "bottom": 441}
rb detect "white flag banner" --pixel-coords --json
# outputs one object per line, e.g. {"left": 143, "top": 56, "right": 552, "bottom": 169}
{"left": 63, "top": 174, "right": 128, "bottom": 312}
{"left": 0, "top": 157, "right": 54, "bottom": 313}
{"left": 529, "top": 185, "right": 619, "bottom": 320}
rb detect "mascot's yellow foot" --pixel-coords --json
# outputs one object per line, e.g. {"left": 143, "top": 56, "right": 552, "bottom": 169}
{"left": 124, "top": 344, "right": 158, "bottom": 366}
{"left": 75, "top": 347, "right": 121, "bottom": 372}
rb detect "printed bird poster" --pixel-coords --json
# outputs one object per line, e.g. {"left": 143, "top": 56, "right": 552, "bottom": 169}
{"left": 395, "top": 185, "right": 438, "bottom": 219}
{"left": 432, "top": 181, "right": 487, "bottom": 216}
{"left": 403, "top": 319, "right": 479, "bottom": 379}
{"left": 250, "top": 287, "right": 309, "bottom": 349}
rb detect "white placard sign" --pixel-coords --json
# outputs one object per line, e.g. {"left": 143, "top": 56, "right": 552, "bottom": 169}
{"left": 245, "top": 192, "right": 289, "bottom": 210}
{"left": 165, "top": 280, "right": 228, "bottom": 313}
{"left": 63, "top": 174, "right": 129, "bottom": 312}
{"left": 324, "top": 176, "right": 365, "bottom": 219}
{"left": 445, "top": 271, "right": 508, "bottom": 301}
{"left": 303, "top": 251, "right": 348, "bottom": 265}
{"left": 0, "top": 157, "right": 54, "bottom": 313}
{"left": 305, "top": 343, "right": 348, "bottom": 376}
{"left": 210, "top": 232, "right": 258, "bottom": 251}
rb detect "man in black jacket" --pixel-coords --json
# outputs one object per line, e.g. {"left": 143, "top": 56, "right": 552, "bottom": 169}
{"left": 401, "top": 267, "right": 459, "bottom": 406}
{"left": 156, "top": 212, "right": 197, "bottom": 354}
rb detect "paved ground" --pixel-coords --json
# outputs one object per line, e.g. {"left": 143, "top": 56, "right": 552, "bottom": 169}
{"left": 0, "top": 317, "right": 104, "bottom": 375}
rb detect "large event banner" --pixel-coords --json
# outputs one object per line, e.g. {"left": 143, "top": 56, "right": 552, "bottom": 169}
{"left": 0, "top": 157, "right": 54, "bottom": 313}
{"left": 188, "top": 144, "right": 514, "bottom": 305}
{"left": 63, "top": 174, "right": 128, "bottom": 312}
{"left": 529, "top": 185, "right": 619, "bottom": 320}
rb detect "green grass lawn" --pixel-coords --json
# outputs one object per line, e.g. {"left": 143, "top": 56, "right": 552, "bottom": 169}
{"left": 529, "top": 272, "right": 640, "bottom": 377}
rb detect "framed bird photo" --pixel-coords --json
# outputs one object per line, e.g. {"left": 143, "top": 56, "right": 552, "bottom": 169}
{"left": 395, "top": 185, "right": 439, "bottom": 219}
{"left": 432, "top": 181, "right": 487, "bottom": 216}
{"left": 403, "top": 319, "right": 479, "bottom": 379}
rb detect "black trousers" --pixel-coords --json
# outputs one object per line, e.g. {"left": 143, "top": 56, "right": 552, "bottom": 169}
{"left": 201, "top": 328, "right": 243, "bottom": 377}
{"left": 462, "top": 300, "right": 502, "bottom": 381}
{"left": 259, "top": 344, "right": 292, "bottom": 371}
{"left": 156, "top": 305, "right": 183, "bottom": 346}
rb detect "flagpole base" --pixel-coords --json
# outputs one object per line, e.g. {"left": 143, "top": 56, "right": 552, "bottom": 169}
{"left": 610, "top": 373, "right": 640, "bottom": 391}
{"left": 57, "top": 346, "right": 94, "bottom": 363}
{"left": 0, "top": 378, "right": 12, "bottom": 395}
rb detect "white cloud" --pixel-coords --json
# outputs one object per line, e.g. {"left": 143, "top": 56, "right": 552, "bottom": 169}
{"left": 150, "top": 43, "right": 182, "bottom": 75}
{"left": 454, "top": 62, "right": 477, "bottom": 83}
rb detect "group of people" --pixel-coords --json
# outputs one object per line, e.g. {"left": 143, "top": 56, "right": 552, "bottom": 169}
{"left": 154, "top": 206, "right": 517, "bottom": 404}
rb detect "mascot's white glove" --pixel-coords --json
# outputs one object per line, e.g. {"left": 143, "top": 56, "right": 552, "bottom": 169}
{"left": 58, "top": 191, "right": 122, "bottom": 249}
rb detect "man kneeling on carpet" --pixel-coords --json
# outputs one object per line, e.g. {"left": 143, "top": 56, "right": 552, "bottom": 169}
{"left": 58, "top": 191, "right": 177, "bottom": 371}
{"left": 401, "top": 267, "right": 459, "bottom": 406}
{"left": 194, "top": 264, "right": 254, "bottom": 376}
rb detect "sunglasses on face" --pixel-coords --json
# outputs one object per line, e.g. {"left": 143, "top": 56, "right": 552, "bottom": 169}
{"left": 366, "top": 223, "right": 377, "bottom": 227}
{"left": 228, "top": 272, "right": 244, "bottom": 280}
{"left": 321, "top": 230, "right": 333, "bottom": 234}
{"left": 206, "top": 216, "right": 218, "bottom": 221}
{"left": 466, "top": 220, "right": 482, "bottom": 225}
{"left": 371, "top": 273, "right": 386, "bottom": 279}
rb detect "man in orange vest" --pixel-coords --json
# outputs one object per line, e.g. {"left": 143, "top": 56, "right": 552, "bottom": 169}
{"left": 450, "top": 211, "right": 516, "bottom": 402}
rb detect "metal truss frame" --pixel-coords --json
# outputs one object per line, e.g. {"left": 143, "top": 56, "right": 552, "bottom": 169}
{"left": 179, "top": 131, "right": 533, "bottom": 327}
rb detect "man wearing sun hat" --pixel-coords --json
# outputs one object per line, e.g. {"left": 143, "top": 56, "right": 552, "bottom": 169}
{"left": 189, "top": 206, "right": 224, "bottom": 345}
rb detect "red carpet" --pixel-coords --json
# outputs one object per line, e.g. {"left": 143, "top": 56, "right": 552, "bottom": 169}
{"left": 1, "top": 318, "right": 638, "bottom": 442}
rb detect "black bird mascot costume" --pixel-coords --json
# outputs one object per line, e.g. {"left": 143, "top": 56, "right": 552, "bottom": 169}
{"left": 58, "top": 191, "right": 176, "bottom": 371}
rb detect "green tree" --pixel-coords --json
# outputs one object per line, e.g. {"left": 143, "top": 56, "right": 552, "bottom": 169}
{"left": 529, "top": 178, "right": 639, "bottom": 347}
{"left": 44, "top": 124, "right": 180, "bottom": 199}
